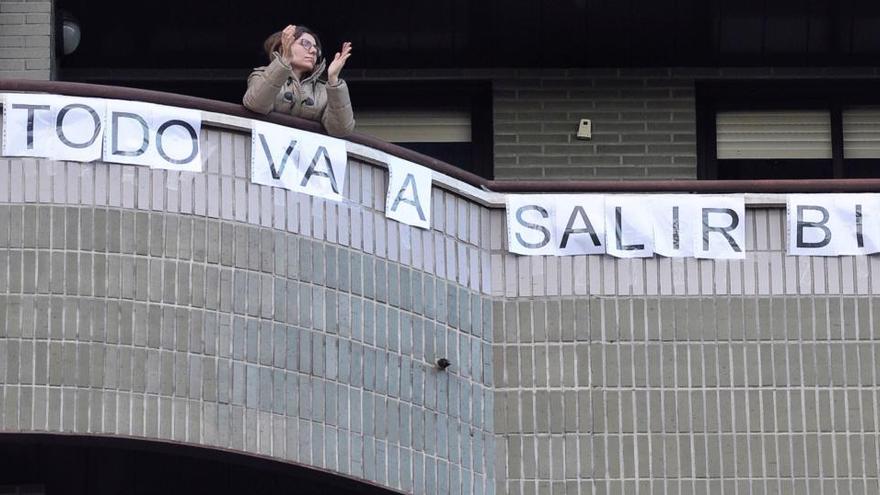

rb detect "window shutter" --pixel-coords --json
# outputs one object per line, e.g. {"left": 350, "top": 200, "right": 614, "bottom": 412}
{"left": 716, "top": 111, "right": 832, "bottom": 159}
{"left": 843, "top": 107, "right": 880, "bottom": 158}
{"left": 355, "top": 110, "right": 471, "bottom": 143}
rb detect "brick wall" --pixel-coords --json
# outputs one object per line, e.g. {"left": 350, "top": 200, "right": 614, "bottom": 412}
{"left": 4, "top": 93, "right": 880, "bottom": 494}
{"left": 0, "top": 206, "right": 496, "bottom": 494}
{"left": 491, "top": 67, "right": 880, "bottom": 181}
{"left": 485, "top": 206, "right": 880, "bottom": 494}
{"left": 492, "top": 69, "right": 696, "bottom": 180}
{"left": 351, "top": 67, "right": 699, "bottom": 181}
{"left": 354, "top": 67, "right": 880, "bottom": 181}
{"left": 0, "top": 119, "right": 497, "bottom": 495}
{"left": 0, "top": 0, "right": 53, "bottom": 80}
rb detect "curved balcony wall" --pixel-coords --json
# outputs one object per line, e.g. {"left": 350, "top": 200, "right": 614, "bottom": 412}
{"left": 2, "top": 82, "right": 880, "bottom": 494}
{"left": 0, "top": 84, "right": 496, "bottom": 495}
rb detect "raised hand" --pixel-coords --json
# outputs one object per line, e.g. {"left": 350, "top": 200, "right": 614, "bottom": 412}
{"left": 327, "top": 42, "right": 352, "bottom": 85}
{"left": 280, "top": 24, "right": 297, "bottom": 64}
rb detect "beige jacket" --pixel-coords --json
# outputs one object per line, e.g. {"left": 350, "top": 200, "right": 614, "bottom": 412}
{"left": 243, "top": 53, "right": 356, "bottom": 137}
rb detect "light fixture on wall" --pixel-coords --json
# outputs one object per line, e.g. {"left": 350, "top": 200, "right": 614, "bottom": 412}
{"left": 59, "top": 10, "right": 81, "bottom": 55}
{"left": 576, "top": 119, "right": 592, "bottom": 140}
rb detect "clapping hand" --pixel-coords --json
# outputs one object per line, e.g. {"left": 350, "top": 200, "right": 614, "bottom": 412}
{"left": 327, "top": 42, "right": 352, "bottom": 85}
{"left": 280, "top": 24, "right": 297, "bottom": 64}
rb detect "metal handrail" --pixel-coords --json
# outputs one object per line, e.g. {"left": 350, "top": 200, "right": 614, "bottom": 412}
{"left": 4, "top": 79, "right": 880, "bottom": 194}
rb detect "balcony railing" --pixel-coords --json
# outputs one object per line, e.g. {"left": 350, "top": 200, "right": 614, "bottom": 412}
{"left": 4, "top": 79, "right": 880, "bottom": 196}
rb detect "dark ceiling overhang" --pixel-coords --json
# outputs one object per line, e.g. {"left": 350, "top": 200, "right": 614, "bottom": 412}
{"left": 56, "top": 0, "right": 880, "bottom": 74}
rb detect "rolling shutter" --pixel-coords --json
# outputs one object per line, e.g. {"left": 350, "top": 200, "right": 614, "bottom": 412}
{"left": 843, "top": 107, "right": 880, "bottom": 158}
{"left": 716, "top": 110, "right": 832, "bottom": 159}
{"left": 355, "top": 110, "right": 471, "bottom": 143}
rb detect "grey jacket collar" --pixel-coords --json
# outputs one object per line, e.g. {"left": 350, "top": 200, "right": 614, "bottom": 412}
{"left": 300, "top": 58, "right": 327, "bottom": 85}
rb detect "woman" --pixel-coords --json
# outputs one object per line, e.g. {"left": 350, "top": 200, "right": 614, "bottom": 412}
{"left": 243, "top": 25, "right": 355, "bottom": 137}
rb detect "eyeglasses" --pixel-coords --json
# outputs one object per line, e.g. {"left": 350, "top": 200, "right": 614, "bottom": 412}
{"left": 297, "top": 38, "right": 320, "bottom": 56}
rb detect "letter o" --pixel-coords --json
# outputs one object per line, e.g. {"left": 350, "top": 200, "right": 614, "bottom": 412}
{"left": 156, "top": 120, "right": 199, "bottom": 165}
{"left": 56, "top": 104, "right": 101, "bottom": 149}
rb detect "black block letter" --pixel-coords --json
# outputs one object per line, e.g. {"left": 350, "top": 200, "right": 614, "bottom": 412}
{"left": 615, "top": 207, "right": 644, "bottom": 251}
{"left": 258, "top": 133, "right": 297, "bottom": 180}
{"left": 111, "top": 112, "right": 149, "bottom": 156}
{"left": 56, "top": 104, "right": 101, "bottom": 149}
{"left": 156, "top": 120, "right": 199, "bottom": 165}
{"left": 560, "top": 205, "right": 601, "bottom": 249}
{"left": 515, "top": 205, "right": 551, "bottom": 249}
{"left": 389, "top": 173, "right": 426, "bottom": 221}
{"left": 796, "top": 205, "right": 831, "bottom": 248}
{"left": 300, "top": 146, "right": 339, "bottom": 193}
{"left": 702, "top": 208, "right": 742, "bottom": 252}
{"left": 11, "top": 103, "right": 50, "bottom": 150}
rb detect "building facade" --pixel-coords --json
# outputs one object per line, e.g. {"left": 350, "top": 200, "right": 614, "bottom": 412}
{"left": 2, "top": 0, "right": 880, "bottom": 493}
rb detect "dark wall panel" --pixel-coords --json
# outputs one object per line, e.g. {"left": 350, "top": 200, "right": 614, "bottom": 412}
{"left": 56, "top": 0, "right": 880, "bottom": 73}
{"left": 0, "top": 436, "right": 395, "bottom": 495}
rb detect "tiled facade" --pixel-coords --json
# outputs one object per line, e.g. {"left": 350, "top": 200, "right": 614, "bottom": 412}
{"left": 1, "top": 106, "right": 880, "bottom": 494}
{"left": 2, "top": 3, "right": 879, "bottom": 492}
{"left": 491, "top": 67, "right": 880, "bottom": 181}
{"left": 492, "top": 68, "right": 697, "bottom": 180}
{"left": 0, "top": 119, "right": 497, "bottom": 494}
{"left": 493, "top": 292, "right": 880, "bottom": 495}
{"left": 0, "top": 0, "right": 53, "bottom": 80}
{"left": 490, "top": 204, "right": 880, "bottom": 494}
{"left": 346, "top": 66, "right": 880, "bottom": 181}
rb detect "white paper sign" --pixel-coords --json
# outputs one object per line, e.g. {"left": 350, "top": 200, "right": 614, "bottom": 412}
{"left": 604, "top": 195, "right": 654, "bottom": 258}
{"left": 297, "top": 131, "right": 347, "bottom": 201}
{"left": 552, "top": 194, "right": 606, "bottom": 256}
{"left": 251, "top": 120, "right": 303, "bottom": 191}
{"left": 103, "top": 100, "right": 202, "bottom": 172}
{"left": 3, "top": 93, "right": 106, "bottom": 162}
{"left": 695, "top": 195, "right": 745, "bottom": 259}
{"left": 787, "top": 194, "right": 880, "bottom": 256}
{"left": 250, "top": 122, "right": 348, "bottom": 201}
{"left": 506, "top": 194, "right": 557, "bottom": 256}
{"left": 385, "top": 156, "right": 432, "bottom": 229}
{"left": 651, "top": 195, "right": 698, "bottom": 258}
{"left": 504, "top": 193, "right": 746, "bottom": 259}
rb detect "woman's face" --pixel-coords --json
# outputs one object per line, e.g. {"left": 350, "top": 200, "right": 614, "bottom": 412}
{"left": 290, "top": 33, "right": 318, "bottom": 72}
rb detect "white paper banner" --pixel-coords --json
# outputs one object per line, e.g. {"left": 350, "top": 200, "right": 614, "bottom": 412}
{"left": 505, "top": 193, "right": 746, "bottom": 258}
{"left": 651, "top": 195, "right": 698, "bottom": 258}
{"left": 553, "top": 194, "right": 606, "bottom": 256}
{"left": 296, "top": 130, "right": 348, "bottom": 201}
{"left": 0, "top": 93, "right": 763, "bottom": 261}
{"left": 695, "top": 195, "right": 746, "bottom": 259}
{"left": 3, "top": 93, "right": 106, "bottom": 162}
{"left": 385, "top": 156, "right": 432, "bottom": 229}
{"left": 250, "top": 122, "right": 348, "bottom": 201}
{"left": 251, "top": 120, "right": 304, "bottom": 191}
{"left": 103, "top": 100, "right": 202, "bottom": 172}
{"left": 506, "top": 194, "right": 557, "bottom": 256}
{"left": 787, "top": 194, "right": 880, "bottom": 256}
{"left": 604, "top": 195, "right": 654, "bottom": 258}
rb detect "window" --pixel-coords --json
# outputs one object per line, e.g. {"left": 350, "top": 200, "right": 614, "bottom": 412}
{"left": 355, "top": 108, "right": 473, "bottom": 168}
{"left": 697, "top": 81, "right": 880, "bottom": 179}
{"left": 352, "top": 80, "right": 494, "bottom": 179}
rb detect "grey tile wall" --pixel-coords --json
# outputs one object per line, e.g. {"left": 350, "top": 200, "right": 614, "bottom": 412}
{"left": 493, "top": 295, "right": 880, "bottom": 494}
{"left": 0, "top": 203, "right": 496, "bottom": 494}
{"left": 346, "top": 66, "right": 880, "bottom": 181}
{"left": 0, "top": 0, "right": 53, "bottom": 80}
{"left": 489, "top": 206, "right": 880, "bottom": 494}
{"left": 493, "top": 69, "right": 696, "bottom": 180}
{"left": 2, "top": 116, "right": 880, "bottom": 494}
{"left": 488, "top": 208, "right": 880, "bottom": 298}
{"left": 491, "top": 67, "right": 880, "bottom": 180}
